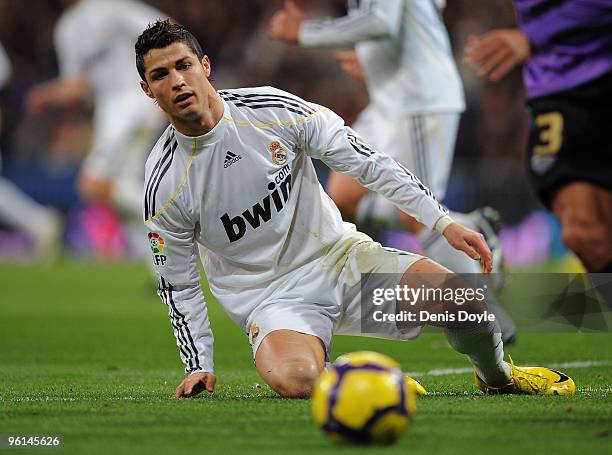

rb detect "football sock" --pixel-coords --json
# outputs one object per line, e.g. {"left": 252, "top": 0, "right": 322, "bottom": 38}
{"left": 445, "top": 322, "right": 511, "bottom": 387}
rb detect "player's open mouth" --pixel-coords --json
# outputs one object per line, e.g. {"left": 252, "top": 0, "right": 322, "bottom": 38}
{"left": 174, "top": 93, "right": 194, "bottom": 105}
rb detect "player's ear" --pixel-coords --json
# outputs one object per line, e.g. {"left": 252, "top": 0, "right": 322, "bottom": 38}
{"left": 201, "top": 55, "right": 211, "bottom": 78}
{"left": 140, "top": 80, "right": 155, "bottom": 99}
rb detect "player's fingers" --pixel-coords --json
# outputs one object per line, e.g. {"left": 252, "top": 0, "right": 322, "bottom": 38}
{"left": 467, "top": 234, "right": 492, "bottom": 273}
{"left": 187, "top": 378, "right": 206, "bottom": 397}
{"left": 183, "top": 381, "right": 194, "bottom": 397}
{"left": 475, "top": 48, "right": 512, "bottom": 77}
{"left": 174, "top": 382, "right": 185, "bottom": 399}
{"left": 455, "top": 239, "right": 480, "bottom": 261}
{"left": 205, "top": 374, "right": 216, "bottom": 393}
{"left": 464, "top": 36, "right": 502, "bottom": 63}
{"left": 489, "top": 56, "right": 521, "bottom": 82}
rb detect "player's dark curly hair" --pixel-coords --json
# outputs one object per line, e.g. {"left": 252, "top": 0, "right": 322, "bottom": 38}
{"left": 135, "top": 19, "right": 204, "bottom": 82}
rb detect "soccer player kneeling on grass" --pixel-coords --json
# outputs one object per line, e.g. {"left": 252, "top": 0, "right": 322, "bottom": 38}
{"left": 135, "top": 20, "right": 575, "bottom": 399}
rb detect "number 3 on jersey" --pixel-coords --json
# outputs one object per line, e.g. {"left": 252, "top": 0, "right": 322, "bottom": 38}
{"left": 534, "top": 112, "right": 564, "bottom": 156}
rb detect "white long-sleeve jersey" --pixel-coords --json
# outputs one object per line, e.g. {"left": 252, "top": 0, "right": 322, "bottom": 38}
{"left": 144, "top": 86, "right": 447, "bottom": 374}
{"left": 298, "top": 0, "right": 465, "bottom": 115}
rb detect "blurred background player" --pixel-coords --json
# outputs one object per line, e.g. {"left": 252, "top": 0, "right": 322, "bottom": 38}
{"left": 268, "top": 0, "right": 517, "bottom": 341}
{"left": 26, "top": 0, "right": 167, "bottom": 263}
{"left": 268, "top": 0, "right": 503, "bottom": 275}
{"left": 0, "top": 39, "right": 61, "bottom": 261}
{"left": 464, "top": 0, "right": 612, "bottom": 275}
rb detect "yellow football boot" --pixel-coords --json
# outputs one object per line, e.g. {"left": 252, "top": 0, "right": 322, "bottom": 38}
{"left": 475, "top": 357, "right": 575, "bottom": 396}
{"left": 405, "top": 376, "right": 428, "bottom": 397}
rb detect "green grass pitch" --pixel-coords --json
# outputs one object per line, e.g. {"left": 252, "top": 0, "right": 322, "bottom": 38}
{"left": 1, "top": 262, "right": 610, "bottom": 454}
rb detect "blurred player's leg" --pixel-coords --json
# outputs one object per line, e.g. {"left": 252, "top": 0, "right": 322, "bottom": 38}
{"left": 552, "top": 182, "right": 612, "bottom": 272}
{"left": 79, "top": 99, "right": 162, "bottom": 266}
{"left": 255, "top": 329, "right": 326, "bottom": 398}
{"left": 0, "top": 154, "right": 62, "bottom": 260}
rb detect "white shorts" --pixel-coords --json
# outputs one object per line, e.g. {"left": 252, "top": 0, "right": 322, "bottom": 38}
{"left": 352, "top": 105, "right": 460, "bottom": 200}
{"left": 245, "top": 231, "right": 424, "bottom": 360}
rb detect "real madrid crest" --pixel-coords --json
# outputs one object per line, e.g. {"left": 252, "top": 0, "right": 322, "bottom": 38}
{"left": 268, "top": 140, "right": 288, "bottom": 165}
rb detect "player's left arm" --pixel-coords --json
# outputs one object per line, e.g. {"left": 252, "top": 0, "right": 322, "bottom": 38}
{"left": 26, "top": 76, "right": 90, "bottom": 113}
{"left": 268, "top": 0, "right": 402, "bottom": 48}
{"left": 26, "top": 12, "right": 92, "bottom": 114}
{"left": 300, "top": 107, "right": 492, "bottom": 272}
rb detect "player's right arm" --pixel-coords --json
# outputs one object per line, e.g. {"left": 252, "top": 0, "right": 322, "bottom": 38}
{"left": 268, "top": 0, "right": 402, "bottom": 48}
{"left": 144, "top": 163, "right": 215, "bottom": 397}
{"left": 25, "top": 12, "right": 90, "bottom": 113}
{"left": 298, "top": 102, "right": 492, "bottom": 272}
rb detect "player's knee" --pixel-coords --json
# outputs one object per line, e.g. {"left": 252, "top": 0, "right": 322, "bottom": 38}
{"left": 270, "top": 358, "right": 321, "bottom": 398}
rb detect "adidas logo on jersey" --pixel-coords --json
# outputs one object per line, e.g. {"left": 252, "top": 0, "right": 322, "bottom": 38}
{"left": 224, "top": 151, "right": 242, "bottom": 168}
{"left": 221, "top": 168, "right": 292, "bottom": 243}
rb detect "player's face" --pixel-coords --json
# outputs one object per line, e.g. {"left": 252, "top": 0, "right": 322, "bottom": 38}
{"left": 140, "top": 42, "right": 213, "bottom": 122}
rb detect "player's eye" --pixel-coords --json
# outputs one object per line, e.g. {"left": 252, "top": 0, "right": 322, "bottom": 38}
{"left": 178, "top": 63, "right": 191, "bottom": 70}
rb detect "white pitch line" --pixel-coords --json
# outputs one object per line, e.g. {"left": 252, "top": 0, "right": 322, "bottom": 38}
{"left": 405, "top": 360, "right": 610, "bottom": 377}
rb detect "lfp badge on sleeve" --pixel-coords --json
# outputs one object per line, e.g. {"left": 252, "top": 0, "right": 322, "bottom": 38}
{"left": 148, "top": 232, "right": 167, "bottom": 265}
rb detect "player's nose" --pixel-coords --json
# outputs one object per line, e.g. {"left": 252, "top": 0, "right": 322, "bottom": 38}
{"left": 169, "top": 69, "right": 186, "bottom": 90}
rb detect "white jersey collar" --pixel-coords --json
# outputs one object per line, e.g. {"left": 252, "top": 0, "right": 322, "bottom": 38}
{"left": 173, "top": 99, "right": 228, "bottom": 150}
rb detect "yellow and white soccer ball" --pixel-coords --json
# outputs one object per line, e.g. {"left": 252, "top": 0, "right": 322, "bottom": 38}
{"left": 312, "top": 351, "right": 417, "bottom": 445}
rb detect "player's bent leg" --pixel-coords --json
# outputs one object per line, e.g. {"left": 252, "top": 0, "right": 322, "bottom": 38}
{"left": 399, "top": 258, "right": 512, "bottom": 388}
{"left": 552, "top": 182, "right": 612, "bottom": 272}
{"left": 326, "top": 170, "right": 370, "bottom": 218}
{"left": 255, "top": 329, "right": 326, "bottom": 398}
{"left": 400, "top": 259, "right": 576, "bottom": 395}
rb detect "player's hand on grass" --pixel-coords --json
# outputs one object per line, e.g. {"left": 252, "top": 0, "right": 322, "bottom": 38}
{"left": 174, "top": 372, "right": 216, "bottom": 398}
{"left": 267, "top": 0, "right": 304, "bottom": 43}
{"left": 442, "top": 223, "right": 492, "bottom": 273}
{"left": 463, "top": 28, "right": 532, "bottom": 82}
